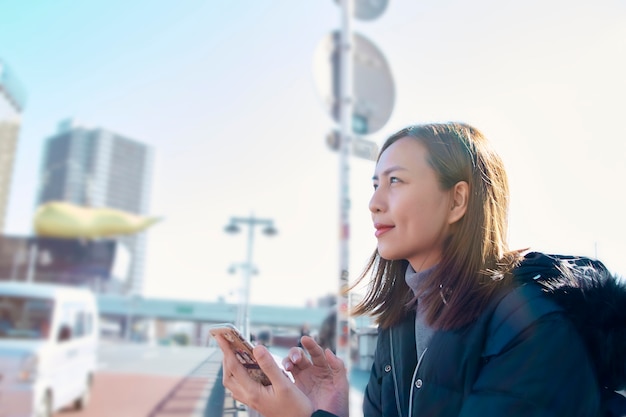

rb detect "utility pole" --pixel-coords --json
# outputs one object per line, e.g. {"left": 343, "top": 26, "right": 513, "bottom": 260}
{"left": 336, "top": 0, "right": 354, "bottom": 371}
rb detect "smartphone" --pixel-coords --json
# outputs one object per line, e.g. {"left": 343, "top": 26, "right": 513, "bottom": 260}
{"left": 209, "top": 323, "right": 272, "bottom": 386}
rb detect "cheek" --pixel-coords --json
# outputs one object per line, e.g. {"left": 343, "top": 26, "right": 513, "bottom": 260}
{"left": 404, "top": 199, "right": 450, "bottom": 237}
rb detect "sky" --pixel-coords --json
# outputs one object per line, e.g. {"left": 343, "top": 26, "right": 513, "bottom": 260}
{"left": 1, "top": 0, "right": 625, "bottom": 308}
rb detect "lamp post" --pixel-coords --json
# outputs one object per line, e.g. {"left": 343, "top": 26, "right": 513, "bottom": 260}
{"left": 224, "top": 214, "right": 277, "bottom": 341}
{"left": 228, "top": 262, "right": 258, "bottom": 332}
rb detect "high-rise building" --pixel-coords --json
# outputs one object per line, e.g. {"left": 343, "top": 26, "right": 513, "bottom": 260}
{"left": 0, "top": 59, "right": 26, "bottom": 233}
{"left": 37, "top": 119, "right": 154, "bottom": 295}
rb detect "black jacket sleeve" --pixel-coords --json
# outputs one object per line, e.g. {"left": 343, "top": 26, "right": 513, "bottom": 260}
{"left": 311, "top": 410, "right": 339, "bottom": 417}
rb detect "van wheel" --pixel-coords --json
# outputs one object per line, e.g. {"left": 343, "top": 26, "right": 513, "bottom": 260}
{"left": 37, "top": 392, "right": 52, "bottom": 417}
{"left": 74, "top": 375, "right": 92, "bottom": 410}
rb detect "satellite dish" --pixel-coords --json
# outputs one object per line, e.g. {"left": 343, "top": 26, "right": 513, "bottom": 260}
{"left": 312, "top": 31, "right": 395, "bottom": 135}
{"left": 334, "top": 0, "right": 389, "bottom": 21}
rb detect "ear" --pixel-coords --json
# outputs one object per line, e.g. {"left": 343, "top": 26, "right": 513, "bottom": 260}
{"left": 448, "top": 181, "right": 469, "bottom": 224}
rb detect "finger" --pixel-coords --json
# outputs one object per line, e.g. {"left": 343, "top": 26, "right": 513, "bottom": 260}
{"left": 220, "top": 356, "right": 244, "bottom": 397}
{"left": 215, "top": 335, "right": 240, "bottom": 375}
{"left": 221, "top": 364, "right": 240, "bottom": 391}
{"left": 282, "top": 357, "right": 293, "bottom": 372}
{"left": 215, "top": 336, "right": 256, "bottom": 393}
{"left": 299, "top": 336, "right": 329, "bottom": 367}
{"left": 282, "top": 347, "right": 312, "bottom": 373}
{"left": 253, "top": 344, "right": 292, "bottom": 387}
{"left": 287, "top": 347, "right": 305, "bottom": 365}
{"left": 215, "top": 334, "right": 234, "bottom": 358}
{"left": 324, "top": 348, "right": 347, "bottom": 373}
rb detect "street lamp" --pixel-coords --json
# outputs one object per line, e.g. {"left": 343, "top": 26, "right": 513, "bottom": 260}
{"left": 228, "top": 262, "right": 259, "bottom": 276}
{"left": 224, "top": 214, "right": 277, "bottom": 341}
{"left": 228, "top": 262, "right": 258, "bottom": 332}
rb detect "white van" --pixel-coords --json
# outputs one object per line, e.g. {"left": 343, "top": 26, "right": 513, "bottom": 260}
{"left": 0, "top": 282, "right": 99, "bottom": 417}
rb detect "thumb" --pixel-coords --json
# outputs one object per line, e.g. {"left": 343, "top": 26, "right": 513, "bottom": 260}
{"left": 253, "top": 345, "right": 288, "bottom": 385}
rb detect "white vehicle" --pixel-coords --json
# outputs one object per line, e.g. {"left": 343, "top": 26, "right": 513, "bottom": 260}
{"left": 0, "top": 282, "right": 99, "bottom": 417}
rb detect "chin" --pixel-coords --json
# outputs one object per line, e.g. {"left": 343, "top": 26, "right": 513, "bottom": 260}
{"left": 377, "top": 248, "right": 404, "bottom": 261}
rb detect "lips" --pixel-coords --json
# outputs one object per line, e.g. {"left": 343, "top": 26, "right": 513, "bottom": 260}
{"left": 374, "top": 223, "right": 394, "bottom": 237}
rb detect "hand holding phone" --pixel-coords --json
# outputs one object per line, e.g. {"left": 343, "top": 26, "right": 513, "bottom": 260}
{"left": 209, "top": 323, "right": 272, "bottom": 386}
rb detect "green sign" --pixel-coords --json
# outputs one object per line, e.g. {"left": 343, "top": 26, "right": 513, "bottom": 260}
{"left": 175, "top": 305, "right": 194, "bottom": 315}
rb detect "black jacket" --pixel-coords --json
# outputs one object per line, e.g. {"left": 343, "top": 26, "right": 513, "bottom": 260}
{"left": 314, "top": 252, "right": 626, "bottom": 417}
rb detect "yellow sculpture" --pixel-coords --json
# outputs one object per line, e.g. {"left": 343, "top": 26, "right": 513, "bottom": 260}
{"left": 34, "top": 201, "right": 160, "bottom": 239}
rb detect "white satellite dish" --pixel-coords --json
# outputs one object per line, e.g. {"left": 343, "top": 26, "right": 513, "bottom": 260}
{"left": 312, "top": 30, "right": 395, "bottom": 135}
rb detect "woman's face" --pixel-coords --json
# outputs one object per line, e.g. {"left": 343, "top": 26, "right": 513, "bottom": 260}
{"left": 370, "top": 136, "right": 455, "bottom": 271}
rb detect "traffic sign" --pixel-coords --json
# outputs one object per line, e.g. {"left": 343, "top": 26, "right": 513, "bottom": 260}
{"left": 326, "top": 130, "right": 379, "bottom": 161}
{"left": 313, "top": 31, "right": 395, "bottom": 135}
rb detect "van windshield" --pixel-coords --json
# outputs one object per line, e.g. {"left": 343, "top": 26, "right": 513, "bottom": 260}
{"left": 0, "top": 296, "right": 54, "bottom": 340}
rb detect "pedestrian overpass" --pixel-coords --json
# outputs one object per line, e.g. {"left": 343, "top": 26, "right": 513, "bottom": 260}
{"left": 97, "top": 293, "right": 333, "bottom": 330}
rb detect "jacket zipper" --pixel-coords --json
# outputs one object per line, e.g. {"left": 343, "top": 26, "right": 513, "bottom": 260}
{"left": 407, "top": 348, "right": 428, "bottom": 417}
{"left": 389, "top": 327, "right": 403, "bottom": 416}
{"left": 389, "top": 327, "right": 428, "bottom": 417}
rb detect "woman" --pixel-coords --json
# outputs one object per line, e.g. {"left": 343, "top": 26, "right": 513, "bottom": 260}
{"left": 216, "top": 122, "right": 611, "bottom": 416}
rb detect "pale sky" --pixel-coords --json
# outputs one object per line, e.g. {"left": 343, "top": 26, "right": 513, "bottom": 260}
{"left": 1, "top": 0, "right": 625, "bottom": 307}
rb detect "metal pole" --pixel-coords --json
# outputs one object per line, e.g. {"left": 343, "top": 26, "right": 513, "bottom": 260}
{"left": 337, "top": 0, "right": 353, "bottom": 374}
{"left": 9, "top": 247, "right": 22, "bottom": 281}
{"left": 25, "top": 241, "right": 38, "bottom": 283}
{"left": 226, "top": 215, "right": 275, "bottom": 341}
{"left": 125, "top": 295, "right": 133, "bottom": 341}
{"left": 235, "top": 266, "right": 245, "bottom": 332}
{"left": 243, "top": 214, "right": 256, "bottom": 342}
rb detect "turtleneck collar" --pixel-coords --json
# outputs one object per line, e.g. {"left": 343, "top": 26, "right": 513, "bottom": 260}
{"left": 404, "top": 263, "right": 437, "bottom": 356}
{"left": 405, "top": 263, "right": 437, "bottom": 297}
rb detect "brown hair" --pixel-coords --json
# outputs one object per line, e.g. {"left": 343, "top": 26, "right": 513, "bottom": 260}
{"left": 350, "top": 122, "right": 522, "bottom": 330}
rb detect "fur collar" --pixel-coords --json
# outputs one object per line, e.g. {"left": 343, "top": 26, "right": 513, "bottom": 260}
{"left": 515, "top": 251, "right": 626, "bottom": 391}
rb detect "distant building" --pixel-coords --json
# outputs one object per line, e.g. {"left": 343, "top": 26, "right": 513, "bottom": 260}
{"left": 37, "top": 119, "right": 154, "bottom": 295}
{"left": 0, "top": 59, "right": 26, "bottom": 233}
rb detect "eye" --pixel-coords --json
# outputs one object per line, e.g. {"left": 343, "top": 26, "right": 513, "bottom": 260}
{"left": 372, "top": 182, "right": 379, "bottom": 190}
{"left": 390, "top": 176, "right": 401, "bottom": 184}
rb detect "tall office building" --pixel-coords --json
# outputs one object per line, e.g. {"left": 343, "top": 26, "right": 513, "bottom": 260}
{"left": 37, "top": 119, "right": 154, "bottom": 295}
{"left": 0, "top": 59, "right": 26, "bottom": 233}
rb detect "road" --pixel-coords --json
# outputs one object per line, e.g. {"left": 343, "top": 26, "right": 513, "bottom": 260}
{"left": 54, "top": 341, "right": 231, "bottom": 417}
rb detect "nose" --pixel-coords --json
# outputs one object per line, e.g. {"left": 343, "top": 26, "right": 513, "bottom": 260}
{"left": 369, "top": 189, "right": 384, "bottom": 213}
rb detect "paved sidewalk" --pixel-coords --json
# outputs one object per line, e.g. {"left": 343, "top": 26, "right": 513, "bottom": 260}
{"left": 190, "top": 349, "right": 245, "bottom": 417}
{"left": 193, "top": 348, "right": 250, "bottom": 417}
{"left": 143, "top": 347, "right": 248, "bottom": 417}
